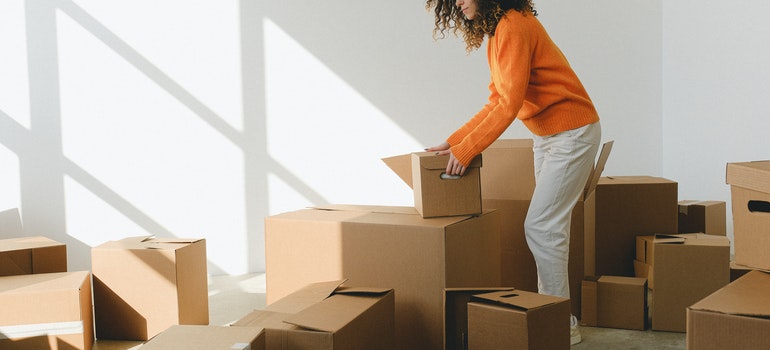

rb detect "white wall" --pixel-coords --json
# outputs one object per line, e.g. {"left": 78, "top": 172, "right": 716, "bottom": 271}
{"left": 1, "top": 0, "right": 764, "bottom": 274}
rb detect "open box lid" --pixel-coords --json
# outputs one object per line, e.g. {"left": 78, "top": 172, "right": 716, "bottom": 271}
{"left": 383, "top": 140, "right": 613, "bottom": 199}
{"left": 469, "top": 289, "right": 566, "bottom": 311}
{"left": 283, "top": 286, "right": 393, "bottom": 333}
{"left": 265, "top": 279, "right": 347, "bottom": 315}
{"left": 726, "top": 160, "right": 770, "bottom": 194}
{"left": 689, "top": 270, "right": 770, "bottom": 318}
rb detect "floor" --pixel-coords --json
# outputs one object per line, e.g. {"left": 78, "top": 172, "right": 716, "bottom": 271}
{"left": 93, "top": 273, "right": 686, "bottom": 350}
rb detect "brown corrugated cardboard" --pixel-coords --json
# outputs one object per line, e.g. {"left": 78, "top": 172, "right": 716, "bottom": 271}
{"left": 687, "top": 270, "right": 770, "bottom": 350}
{"left": 0, "top": 271, "right": 94, "bottom": 350}
{"left": 581, "top": 276, "right": 647, "bottom": 330}
{"left": 678, "top": 200, "right": 726, "bottom": 235}
{"left": 0, "top": 208, "right": 23, "bottom": 236}
{"left": 589, "top": 176, "right": 678, "bottom": 277}
{"left": 91, "top": 236, "right": 208, "bottom": 341}
{"left": 411, "top": 152, "right": 482, "bottom": 218}
{"left": 264, "top": 205, "right": 501, "bottom": 350}
{"left": 726, "top": 161, "right": 770, "bottom": 270}
{"left": 444, "top": 287, "right": 513, "bottom": 350}
{"left": 0, "top": 236, "right": 67, "bottom": 277}
{"left": 467, "top": 289, "right": 570, "bottom": 350}
{"left": 479, "top": 140, "right": 612, "bottom": 318}
{"left": 140, "top": 325, "right": 265, "bottom": 350}
{"left": 636, "top": 234, "right": 730, "bottom": 332}
{"left": 729, "top": 261, "right": 754, "bottom": 282}
{"left": 233, "top": 280, "right": 394, "bottom": 350}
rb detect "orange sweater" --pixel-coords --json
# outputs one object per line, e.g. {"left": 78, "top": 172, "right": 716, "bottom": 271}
{"left": 447, "top": 10, "right": 599, "bottom": 166}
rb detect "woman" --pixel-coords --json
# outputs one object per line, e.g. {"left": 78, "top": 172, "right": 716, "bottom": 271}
{"left": 425, "top": 0, "right": 601, "bottom": 345}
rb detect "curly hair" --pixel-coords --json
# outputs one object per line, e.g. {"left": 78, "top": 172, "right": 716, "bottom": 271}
{"left": 426, "top": 0, "right": 537, "bottom": 52}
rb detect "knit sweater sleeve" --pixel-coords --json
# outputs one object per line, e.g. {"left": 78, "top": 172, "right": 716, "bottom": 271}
{"left": 447, "top": 15, "right": 531, "bottom": 166}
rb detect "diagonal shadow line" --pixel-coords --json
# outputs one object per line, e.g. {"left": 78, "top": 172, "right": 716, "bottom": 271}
{"left": 55, "top": 0, "right": 245, "bottom": 149}
{"left": 267, "top": 156, "right": 328, "bottom": 206}
{"left": 61, "top": 156, "right": 174, "bottom": 237}
{"left": 0, "top": 109, "right": 30, "bottom": 153}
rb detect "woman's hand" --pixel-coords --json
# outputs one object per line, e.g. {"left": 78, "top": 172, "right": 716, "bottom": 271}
{"left": 425, "top": 142, "right": 465, "bottom": 176}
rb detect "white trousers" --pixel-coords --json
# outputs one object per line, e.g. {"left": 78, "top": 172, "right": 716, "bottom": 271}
{"left": 525, "top": 121, "right": 601, "bottom": 299}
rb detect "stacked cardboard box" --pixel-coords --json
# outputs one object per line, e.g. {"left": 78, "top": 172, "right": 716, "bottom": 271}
{"left": 581, "top": 275, "right": 647, "bottom": 331}
{"left": 635, "top": 234, "right": 729, "bottom": 332}
{"left": 265, "top": 205, "right": 501, "bottom": 350}
{"left": 687, "top": 270, "right": 770, "bottom": 350}
{"left": 233, "top": 279, "right": 394, "bottom": 350}
{"left": 677, "top": 200, "right": 726, "bottom": 235}
{"left": 726, "top": 161, "right": 770, "bottom": 270}
{"left": 0, "top": 236, "right": 67, "bottom": 277}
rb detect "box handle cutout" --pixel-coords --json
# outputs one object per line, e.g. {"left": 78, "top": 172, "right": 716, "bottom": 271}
{"left": 500, "top": 293, "right": 519, "bottom": 298}
{"left": 440, "top": 172, "right": 462, "bottom": 180}
{"left": 748, "top": 200, "right": 770, "bottom": 213}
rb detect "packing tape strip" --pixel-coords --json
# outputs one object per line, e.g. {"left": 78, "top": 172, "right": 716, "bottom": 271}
{"left": 0, "top": 321, "right": 83, "bottom": 340}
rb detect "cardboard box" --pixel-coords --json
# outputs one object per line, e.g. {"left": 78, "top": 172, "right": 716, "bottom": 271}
{"left": 265, "top": 205, "right": 501, "bottom": 350}
{"left": 678, "top": 200, "right": 726, "bottom": 235}
{"left": 0, "top": 208, "right": 23, "bottom": 236}
{"left": 233, "top": 279, "right": 394, "bottom": 350}
{"left": 581, "top": 276, "right": 647, "bottom": 330}
{"left": 467, "top": 289, "right": 570, "bottom": 350}
{"left": 478, "top": 140, "right": 613, "bottom": 318}
{"left": 635, "top": 234, "right": 730, "bottom": 332}
{"left": 726, "top": 161, "right": 770, "bottom": 270}
{"left": 730, "top": 261, "right": 754, "bottom": 282}
{"left": 91, "top": 236, "right": 208, "bottom": 341}
{"left": 0, "top": 236, "right": 67, "bottom": 277}
{"left": 140, "top": 325, "right": 265, "bottom": 350}
{"left": 590, "top": 176, "right": 678, "bottom": 277}
{"left": 0, "top": 271, "right": 93, "bottom": 350}
{"left": 687, "top": 270, "right": 770, "bottom": 350}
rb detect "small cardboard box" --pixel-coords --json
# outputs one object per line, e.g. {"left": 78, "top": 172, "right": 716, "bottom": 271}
{"left": 233, "top": 279, "right": 394, "bottom": 350}
{"left": 726, "top": 161, "right": 770, "bottom": 270}
{"left": 444, "top": 287, "right": 514, "bottom": 350}
{"left": 687, "top": 270, "right": 770, "bottom": 350}
{"left": 383, "top": 152, "right": 482, "bottom": 218}
{"left": 91, "top": 236, "right": 208, "bottom": 341}
{"left": 0, "top": 236, "right": 67, "bottom": 277}
{"left": 678, "top": 200, "right": 726, "bottom": 235}
{"left": 140, "top": 325, "right": 265, "bottom": 350}
{"left": 0, "top": 271, "right": 94, "bottom": 350}
{"left": 581, "top": 276, "right": 647, "bottom": 330}
{"left": 265, "top": 205, "right": 501, "bottom": 350}
{"left": 591, "top": 176, "right": 679, "bottom": 277}
{"left": 635, "top": 233, "right": 730, "bottom": 332}
{"left": 467, "top": 289, "right": 570, "bottom": 350}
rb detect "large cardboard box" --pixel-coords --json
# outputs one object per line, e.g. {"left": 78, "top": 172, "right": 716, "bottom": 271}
{"left": 480, "top": 140, "right": 613, "bottom": 318}
{"left": 635, "top": 234, "right": 730, "bottom": 332}
{"left": 581, "top": 275, "right": 647, "bottom": 330}
{"left": 726, "top": 161, "right": 770, "bottom": 270}
{"left": 141, "top": 325, "right": 265, "bottom": 350}
{"left": 234, "top": 279, "right": 394, "bottom": 350}
{"left": 265, "top": 205, "right": 501, "bottom": 350}
{"left": 687, "top": 270, "right": 770, "bottom": 350}
{"left": 91, "top": 236, "right": 208, "bottom": 341}
{"left": 590, "top": 176, "right": 678, "bottom": 277}
{"left": 467, "top": 289, "right": 570, "bottom": 350}
{"left": 678, "top": 200, "right": 726, "bottom": 235}
{"left": 0, "top": 236, "right": 67, "bottom": 277}
{"left": 0, "top": 271, "right": 93, "bottom": 350}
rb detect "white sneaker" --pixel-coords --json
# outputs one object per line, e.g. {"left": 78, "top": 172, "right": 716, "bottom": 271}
{"left": 570, "top": 315, "right": 582, "bottom": 345}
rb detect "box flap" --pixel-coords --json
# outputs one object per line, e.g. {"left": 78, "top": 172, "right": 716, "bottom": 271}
{"left": 0, "top": 236, "right": 62, "bottom": 251}
{"left": 312, "top": 204, "right": 418, "bottom": 215}
{"left": 652, "top": 234, "right": 686, "bottom": 244}
{"left": 690, "top": 270, "right": 770, "bottom": 317}
{"left": 382, "top": 154, "right": 413, "bottom": 188}
{"left": 583, "top": 140, "right": 614, "bottom": 199}
{"left": 265, "top": 279, "right": 346, "bottom": 314}
{"left": 283, "top": 288, "right": 392, "bottom": 333}
{"left": 726, "top": 161, "right": 770, "bottom": 194}
{"left": 470, "top": 289, "right": 565, "bottom": 311}
{"left": 598, "top": 275, "right": 647, "bottom": 287}
{"left": 334, "top": 286, "right": 393, "bottom": 295}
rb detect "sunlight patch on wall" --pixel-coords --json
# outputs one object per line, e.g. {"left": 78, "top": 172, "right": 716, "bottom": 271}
{"left": 0, "top": 1, "right": 31, "bottom": 129}
{"left": 0, "top": 144, "right": 21, "bottom": 212}
{"left": 263, "top": 18, "right": 418, "bottom": 209}
{"left": 56, "top": 9, "right": 248, "bottom": 274}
